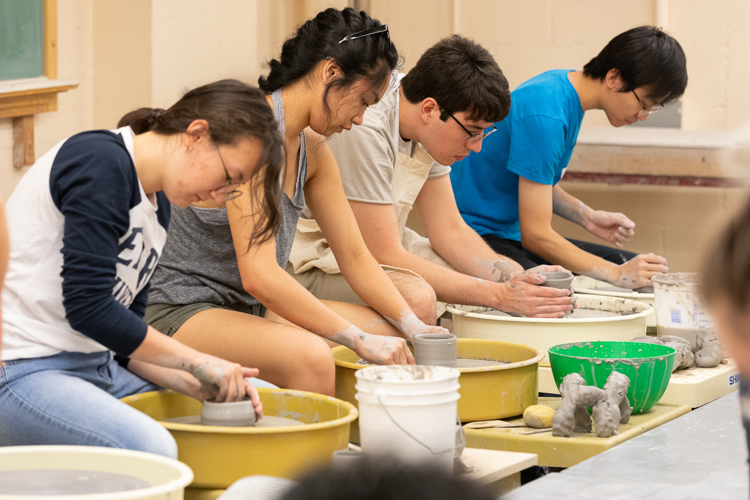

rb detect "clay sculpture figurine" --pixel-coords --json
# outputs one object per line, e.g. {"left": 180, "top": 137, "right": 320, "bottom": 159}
{"left": 552, "top": 373, "right": 606, "bottom": 437}
{"left": 591, "top": 371, "right": 632, "bottom": 438}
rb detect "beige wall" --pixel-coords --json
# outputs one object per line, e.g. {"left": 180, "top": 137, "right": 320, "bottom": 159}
{"left": 2, "top": 0, "right": 748, "bottom": 247}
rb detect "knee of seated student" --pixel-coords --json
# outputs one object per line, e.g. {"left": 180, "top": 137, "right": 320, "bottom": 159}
{"left": 121, "top": 417, "right": 178, "bottom": 459}
{"left": 389, "top": 272, "right": 438, "bottom": 326}
{"left": 287, "top": 338, "right": 336, "bottom": 397}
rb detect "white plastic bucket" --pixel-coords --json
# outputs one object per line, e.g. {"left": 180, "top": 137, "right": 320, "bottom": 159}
{"left": 354, "top": 366, "right": 460, "bottom": 473}
{"left": 0, "top": 445, "right": 193, "bottom": 500}
{"left": 652, "top": 272, "right": 715, "bottom": 348}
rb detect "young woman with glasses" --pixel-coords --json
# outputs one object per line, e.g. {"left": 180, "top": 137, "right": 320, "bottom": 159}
{"left": 0, "top": 79, "right": 283, "bottom": 455}
{"left": 145, "top": 8, "right": 449, "bottom": 397}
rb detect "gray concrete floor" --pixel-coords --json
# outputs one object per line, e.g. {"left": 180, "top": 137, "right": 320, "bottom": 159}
{"left": 501, "top": 392, "right": 749, "bottom": 499}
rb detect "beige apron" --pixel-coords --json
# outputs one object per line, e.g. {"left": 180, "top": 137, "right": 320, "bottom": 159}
{"left": 289, "top": 142, "right": 453, "bottom": 316}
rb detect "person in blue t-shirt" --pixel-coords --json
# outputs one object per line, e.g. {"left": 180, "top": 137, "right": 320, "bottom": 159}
{"left": 451, "top": 26, "right": 687, "bottom": 289}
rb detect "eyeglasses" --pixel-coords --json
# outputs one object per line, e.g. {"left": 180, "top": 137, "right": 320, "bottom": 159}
{"left": 214, "top": 144, "right": 243, "bottom": 202}
{"left": 632, "top": 90, "right": 664, "bottom": 116}
{"left": 444, "top": 109, "right": 497, "bottom": 144}
{"left": 338, "top": 25, "right": 389, "bottom": 44}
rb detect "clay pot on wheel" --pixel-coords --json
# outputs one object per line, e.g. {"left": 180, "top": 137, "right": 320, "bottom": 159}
{"left": 201, "top": 399, "right": 257, "bottom": 427}
{"left": 411, "top": 333, "right": 458, "bottom": 367}
{"left": 538, "top": 271, "right": 574, "bottom": 289}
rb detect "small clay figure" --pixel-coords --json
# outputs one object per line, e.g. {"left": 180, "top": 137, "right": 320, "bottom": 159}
{"left": 591, "top": 371, "right": 632, "bottom": 438}
{"left": 694, "top": 330, "right": 723, "bottom": 368}
{"left": 669, "top": 343, "right": 694, "bottom": 370}
{"left": 552, "top": 373, "right": 606, "bottom": 437}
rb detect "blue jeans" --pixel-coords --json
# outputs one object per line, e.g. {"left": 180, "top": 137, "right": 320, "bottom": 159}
{"left": 0, "top": 351, "right": 177, "bottom": 458}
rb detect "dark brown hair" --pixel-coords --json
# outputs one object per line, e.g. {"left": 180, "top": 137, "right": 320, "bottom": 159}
{"left": 258, "top": 8, "right": 400, "bottom": 119}
{"left": 401, "top": 35, "right": 510, "bottom": 124}
{"left": 118, "top": 79, "right": 284, "bottom": 246}
{"left": 702, "top": 196, "right": 750, "bottom": 311}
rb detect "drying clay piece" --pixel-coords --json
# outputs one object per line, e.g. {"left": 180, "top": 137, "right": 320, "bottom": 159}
{"left": 663, "top": 341, "right": 695, "bottom": 370}
{"left": 591, "top": 371, "right": 632, "bottom": 438}
{"left": 552, "top": 373, "right": 606, "bottom": 437}
{"left": 523, "top": 405, "right": 555, "bottom": 429}
{"left": 694, "top": 330, "right": 724, "bottom": 368}
{"left": 659, "top": 335, "right": 692, "bottom": 348}
{"left": 631, "top": 336, "right": 694, "bottom": 371}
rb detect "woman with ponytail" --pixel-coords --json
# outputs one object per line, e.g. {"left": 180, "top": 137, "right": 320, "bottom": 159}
{"left": 0, "top": 79, "right": 283, "bottom": 455}
{"left": 146, "top": 8, "right": 448, "bottom": 397}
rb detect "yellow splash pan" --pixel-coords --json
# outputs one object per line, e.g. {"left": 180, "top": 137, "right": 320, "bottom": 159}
{"left": 334, "top": 338, "right": 542, "bottom": 431}
{"left": 122, "top": 388, "right": 357, "bottom": 492}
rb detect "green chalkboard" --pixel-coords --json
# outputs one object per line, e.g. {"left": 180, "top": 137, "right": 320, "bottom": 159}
{"left": 0, "top": 0, "right": 44, "bottom": 80}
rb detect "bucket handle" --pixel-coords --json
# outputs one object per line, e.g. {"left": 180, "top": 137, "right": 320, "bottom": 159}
{"left": 375, "top": 390, "right": 463, "bottom": 456}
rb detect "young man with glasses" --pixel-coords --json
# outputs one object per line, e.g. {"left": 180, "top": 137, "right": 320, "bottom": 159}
{"left": 450, "top": 26, "right": 687, "bottom": 290}
{"left": 288, "top": 35, "right": 576, "bottom": 321}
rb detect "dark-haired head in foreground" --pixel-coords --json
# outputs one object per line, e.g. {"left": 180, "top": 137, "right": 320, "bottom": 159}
{"left": 281, "top": 460, "right": 496, "bottom": 500}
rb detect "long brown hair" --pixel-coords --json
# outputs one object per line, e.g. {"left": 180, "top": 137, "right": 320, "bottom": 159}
{"left": 118, "top": 79, "right": 284, "bottom": 246}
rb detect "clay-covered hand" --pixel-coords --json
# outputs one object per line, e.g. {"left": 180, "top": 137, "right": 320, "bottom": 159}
{"left": 332, "top": 326, "right": 415, "bottom": 365}
{"left": 183, "top": 353, "right": 253, "bottom": 403}
{"left": 495, "top": 272, "right": 574, "bottom": 318}
{"left": 584, "top": 210, "right": 635, "bottom": 248}
{"left": 517, "top": 264, "right": 568, "bottom": 278}
{"left": 244, "top": 378, "right": 264, "bottom": 420}
{"left": 385, "top": 312, "right": 450, "bottom": 341}
{"left": 613, "top": 253, "right": 668, "bottom": 289}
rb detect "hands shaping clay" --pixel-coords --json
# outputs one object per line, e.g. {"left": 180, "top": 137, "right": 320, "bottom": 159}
{"left": 630, "top": 331, "right": 723, "bottom": 370}
{"left": 552, "top": 372, "right": 633, "bottom": 438}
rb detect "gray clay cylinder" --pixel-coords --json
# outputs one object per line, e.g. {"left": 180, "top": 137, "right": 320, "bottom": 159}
{"left": 412, "top": 333, "right": 457, "bottom": 367}
{"left": 201, "top": 399, "right": 257, "bottom": 427}
{"left": 330, "top": 450, "right": 369, "bottom": 470}
{"left": 538, "top": 270, "right": 574, "bottom": 289}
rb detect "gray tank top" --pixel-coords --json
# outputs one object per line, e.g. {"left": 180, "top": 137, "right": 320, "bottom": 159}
{"left": 147, "top": 89, "right": 307, "bottom": 307}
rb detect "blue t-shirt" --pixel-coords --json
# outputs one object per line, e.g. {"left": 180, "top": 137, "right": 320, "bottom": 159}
{"left": 450, "top": 69, "right": 584, "bottom": 242}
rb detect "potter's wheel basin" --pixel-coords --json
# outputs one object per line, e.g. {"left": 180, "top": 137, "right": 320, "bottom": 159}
{"left": 334, "top": 339, "right": 542, "bottom": 425}
{"left": 122, "top": 388, "right": 357, "bottom": 490}
{"left": 448, "top": 295, "right": 652, "bottom": 366}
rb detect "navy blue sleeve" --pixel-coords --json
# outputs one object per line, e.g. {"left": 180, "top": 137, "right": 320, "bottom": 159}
{"left": 130, "top": 282, "right": 150, "bottom": 319}
{"left": 50, "top": 131, "right": 148, "bottom": 357}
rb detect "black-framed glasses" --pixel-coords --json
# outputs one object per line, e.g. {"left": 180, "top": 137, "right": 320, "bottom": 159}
{"left": 444, "top": 109, "right": 497, "bottom": 144}
{"left": 214, "top": 144, "right": 243, "bottom": 202}
{"left": 338, "top": 24, "right": 389, "bottom": 44}
{"left": 632, "top": 90, "right": 664, "bottom": 116}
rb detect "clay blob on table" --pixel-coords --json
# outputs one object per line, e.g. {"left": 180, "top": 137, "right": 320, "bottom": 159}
{"left": 631, "top": 329, "right": 724, "bottom": 370}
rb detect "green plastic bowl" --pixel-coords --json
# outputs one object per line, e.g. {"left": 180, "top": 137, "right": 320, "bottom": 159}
{"left": 549, "top": 341, "right": 675, "bottom": 414}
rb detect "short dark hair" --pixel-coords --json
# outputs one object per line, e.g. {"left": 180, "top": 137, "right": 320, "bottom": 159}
{"left": 118, "top": 79, "right": 284, "bottom": 247}
{"left": 583, "top": 26, "right": 687, "bottom": 105}
{"left": 258, "top": 7, "right": 400, "bottom": 115}
{"left": 702, "top": 196, "right": 750, "bottom": 312}
{"left": 401, "top": 35, "right": 510, "bottom": 124}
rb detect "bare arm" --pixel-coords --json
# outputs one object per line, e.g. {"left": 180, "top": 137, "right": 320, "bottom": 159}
{"left": 416, "top": 175, "right": 522, "bottom": 281}
{"left": 129, "top": 326, "right": 255, "bottom": 402}
{"left": 305, "top": 132, "right": 446, "bottom": 340}
{"left": 226, "top": 134, "right": 413, "bottom": 364}
{"left": 349, "top": 195, "right": 573, "bottom": 318}
{"left": 126, "top": 358, "right": 263, "bottom": 417}
{"left": 519, "top": 177, "right": 667, "bottom": 288}
{"left": 553, "top": 184, "right": 635, "bottom": 248}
